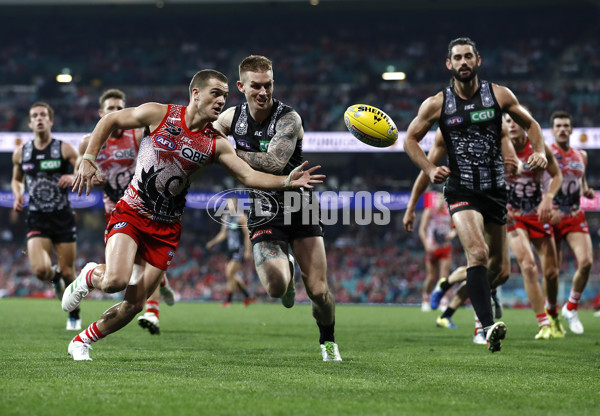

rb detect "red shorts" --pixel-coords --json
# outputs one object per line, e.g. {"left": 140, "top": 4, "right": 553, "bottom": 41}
{"left": 552, "top": 211, "right": 589, "bottom": 242}
{"left": 105, "top": 200, "right": 181, "bottom": 271}
{"left": 427, "top": 246, "right": 451, "bottom": 262}
{"left": 507, "top": 215, "right": 553, "bottom": 239}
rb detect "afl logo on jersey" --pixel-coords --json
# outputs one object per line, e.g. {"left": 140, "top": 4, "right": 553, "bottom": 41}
{"left": 155, "top": 135, "right": 176, "bottom": 150}
{"left": 445, "top": 116, "right": 463, "bottom": 126}
{"left": 113, "top": 221, "right": 129, "bottom": 230}
{"left": 236, "top": 140, "right": 251, "bottom": 150}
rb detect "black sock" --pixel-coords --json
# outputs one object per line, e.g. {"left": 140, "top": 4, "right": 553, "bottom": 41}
{"left": 466, "top": 265, "right": 494, "bottom": 328}
{"left": 441, "top": 307, "right": 456, "bottom": 319}
{"left": 52, "top": 265, "right": 62, "bottom": 284}
{"left": 226, "top": 292, "right": 233, "bottom": 302}
{"left": 69, "top": 308, "right": 80, "bottom": 320}
{"left": 440, "top": 280, "right": 452, "bottom": 292}
{"left": 317, "top": 321, "right": 335, "bottom": 344}
{"left": 237, "top": 283, "right": 249, "bottom": 298}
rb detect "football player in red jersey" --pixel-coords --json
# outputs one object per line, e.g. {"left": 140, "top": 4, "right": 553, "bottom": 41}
{"left": 62, "top": 70, "right": 323, "bottom": 360}
{"left": 78, "top": 89, "right": 176, "bottom": 336}
{"left": 549, "top": 111, "right": 594, "bottom": 334}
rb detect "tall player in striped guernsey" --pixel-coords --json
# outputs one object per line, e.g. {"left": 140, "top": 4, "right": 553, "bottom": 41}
{"left": 404, "top": 37, "right": 548, "bottom": 353}
{"left": 417, "top": 191, "right": 456, "bottom": 312}
{"left": 549, "top": 111, "right": 594, "bottom": 334}
{"left": 216, "top": 55, "right": 342, "bottom": 362}
{"left": 503, "top": 113, "right": 565, "bottom": 339}
{"left": 78, "top": 89, "right": 176, "bottom": 336}
{"left": 62, "top": 70, "right": 323, "bottom": 360}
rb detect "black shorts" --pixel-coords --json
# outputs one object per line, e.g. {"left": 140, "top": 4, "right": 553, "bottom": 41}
{"left": 228, "top": 246, "right": 245, "bottom": 262}
{"left": 26, "top": 209, "right": 77, "bottom": 243}
{"left": 444, "top": 183, "right": 507, "bottom": 225}
{"left": 248, "top": 209, "right": 324, "bottom": 245}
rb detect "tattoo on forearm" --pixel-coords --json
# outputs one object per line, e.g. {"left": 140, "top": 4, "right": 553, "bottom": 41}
{"left": 236, "top": 113, "right": 301, "bottom": 174}
{"left": 253, "top": 241, "right": 288, "bottom": 267}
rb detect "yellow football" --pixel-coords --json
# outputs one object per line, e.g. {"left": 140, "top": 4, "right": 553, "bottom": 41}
{"left": 344, "top": 104, "right": 398, "bottom": 148}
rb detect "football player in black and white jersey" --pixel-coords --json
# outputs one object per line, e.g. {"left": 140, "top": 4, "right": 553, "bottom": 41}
{"left": 11, "top": 102, "right": 81, "bottom": 330}
{"left": 216, "top": 55, "right": 341, "bottom": 362}
{"left": 206, "top": 196, "right": 255, "bottom": 307}
{"left": 403, "top": 37, "right": 548, "bottom": 353}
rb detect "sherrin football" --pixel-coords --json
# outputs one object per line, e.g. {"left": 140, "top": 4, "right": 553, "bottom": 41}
{"left": 344, "top": 104, "right": 398, "bottom": 148}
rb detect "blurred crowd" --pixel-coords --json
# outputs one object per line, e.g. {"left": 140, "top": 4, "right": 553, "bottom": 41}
{"left": 0, "top": 4, "right": 599, "bottom": 133}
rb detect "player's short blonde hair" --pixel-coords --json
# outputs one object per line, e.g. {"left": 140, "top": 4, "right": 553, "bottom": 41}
{"left": 239, "top": 55, "right": 273, "bottom": 81}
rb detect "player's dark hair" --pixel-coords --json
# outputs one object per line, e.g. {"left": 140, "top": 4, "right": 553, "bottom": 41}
{"left": 189, "top": 69, "right": 228, "bottom": 97}
{"left": 447, "top": 37, "right": 479, "bottom": 59}
{"left": 550, "top": 110, "right": 573, "bottom": 127}
{"left": 29, "top": 101, "right": 54, "bottom": 120}
{"left": 99, "top": 89, "right": 126, "bottom": 109}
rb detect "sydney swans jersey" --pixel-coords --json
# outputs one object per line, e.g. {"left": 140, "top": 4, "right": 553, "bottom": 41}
{"left": 97, "top": 129, "right": 139, "bottom": 213}
{"left": 551, "top": 143, "right": 585, "bottom": 214}
{"left": 426, "top": 207, "right": 452, "bottom": 248}
{"left": 439, "top": 80, "right": 504, "bottom": 191}
{"left": 122, "top": 105, "right": 216, "bottom": 223}
{"left": 506, "top": 138, "right": 544, "bottom": 215}
{"left": 21, "top": 139, "right": 71, "bottom": 213}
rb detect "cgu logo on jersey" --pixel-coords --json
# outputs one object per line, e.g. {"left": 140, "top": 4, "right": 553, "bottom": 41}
{"left": 155, "top": 135, "right": 176, "bottom": 150}
{"left": 259, "top": 140, "right": 270, "bottom": 152}
{"left": 470, "top": 109, "right": 495, "bottom": 123}
{"left": 40, "top": 159, "right": 61, "bottom": 170}
{"left": 445, "top": 116, "right": 464, "bottom": 126}
{"left": 181, "top": 147, "right": 209, "bottom": 165}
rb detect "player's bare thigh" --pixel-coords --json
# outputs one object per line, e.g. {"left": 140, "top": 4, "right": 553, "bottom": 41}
{"left": 26, "top": 237, "right": 54, "bottom": 280}
{"left": 451, "top": 209, "right": 487, "bottom": 267}
{"left": 102, "top": 232, "right": 139, "bottom": 291}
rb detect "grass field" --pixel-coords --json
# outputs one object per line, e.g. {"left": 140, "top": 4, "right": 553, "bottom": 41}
{"left": 1, "top": 298, "right": 599, "bottom": 416}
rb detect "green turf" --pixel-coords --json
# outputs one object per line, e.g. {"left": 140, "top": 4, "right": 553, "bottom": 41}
{"left": 0, "top": 298, "right": 599, "bottom": 416}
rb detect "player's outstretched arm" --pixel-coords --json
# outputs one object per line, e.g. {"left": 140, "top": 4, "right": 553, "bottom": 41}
{"left": 215, "top": 138, "right": 324, "bottom": 190}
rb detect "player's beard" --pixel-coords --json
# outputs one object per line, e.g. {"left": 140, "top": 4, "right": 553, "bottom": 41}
{"left": 451, "top": 63, "right": 479, "bottom": 83}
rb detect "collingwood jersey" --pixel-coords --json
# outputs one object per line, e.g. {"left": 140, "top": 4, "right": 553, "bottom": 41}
{"left": 21, "top": 139, "right": 71, "bottom": 213}
{"left": 230, "top": 99, "right": 309, "bottom": 222}
{"left": 438, "top": 80, "right": 504, "bottom": 191}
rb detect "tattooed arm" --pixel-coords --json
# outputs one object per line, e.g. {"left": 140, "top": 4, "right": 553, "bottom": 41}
{"left": 235, "top": 111, "right": 303, "bottom": 174}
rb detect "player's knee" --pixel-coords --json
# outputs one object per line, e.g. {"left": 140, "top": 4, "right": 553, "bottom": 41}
{"left": 521, "top": 261, "right": 538, "bottom": 282}
{"left": 579, "top": 257, "right": 592, "bottom": 274}
{"left": 306, "top": 285, "right": 331, "bottom": 306}
{"left": 264, "top": 276, "right": 287, "bottom": 298}
{"left": 99, "top": 271, "right": 129, "bottom": 293}
{"left": 469, "top": 246, "right": 489, "bottom": 266}
{"left": 32, "top": 265, "right": 51, "bottom": 281}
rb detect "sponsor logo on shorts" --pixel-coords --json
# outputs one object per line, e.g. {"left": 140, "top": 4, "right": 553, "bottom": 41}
{"left": 113, "top": 221, "right": 129, "bottom": 230}
{"left": 155, "top": 135, "right": 176, "bottom": 150}
{"left": 251, "top": 229, "right": 273, "bottom": 239}
{"left": 27, "top": 230, "right": 42, "bottom": 238}
{"left": 449, "top": 201, "right": 470, "bottom": 210}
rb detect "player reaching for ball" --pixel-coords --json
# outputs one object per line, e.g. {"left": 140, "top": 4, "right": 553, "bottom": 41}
{"left": 403, "top": 37, "right": 548, "bottom": 353}
{"left": 215, "top": 55, "right": 341, "bottom": 362}
{"left": 62, "top": 69, "right": 324, "bottom": 361}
